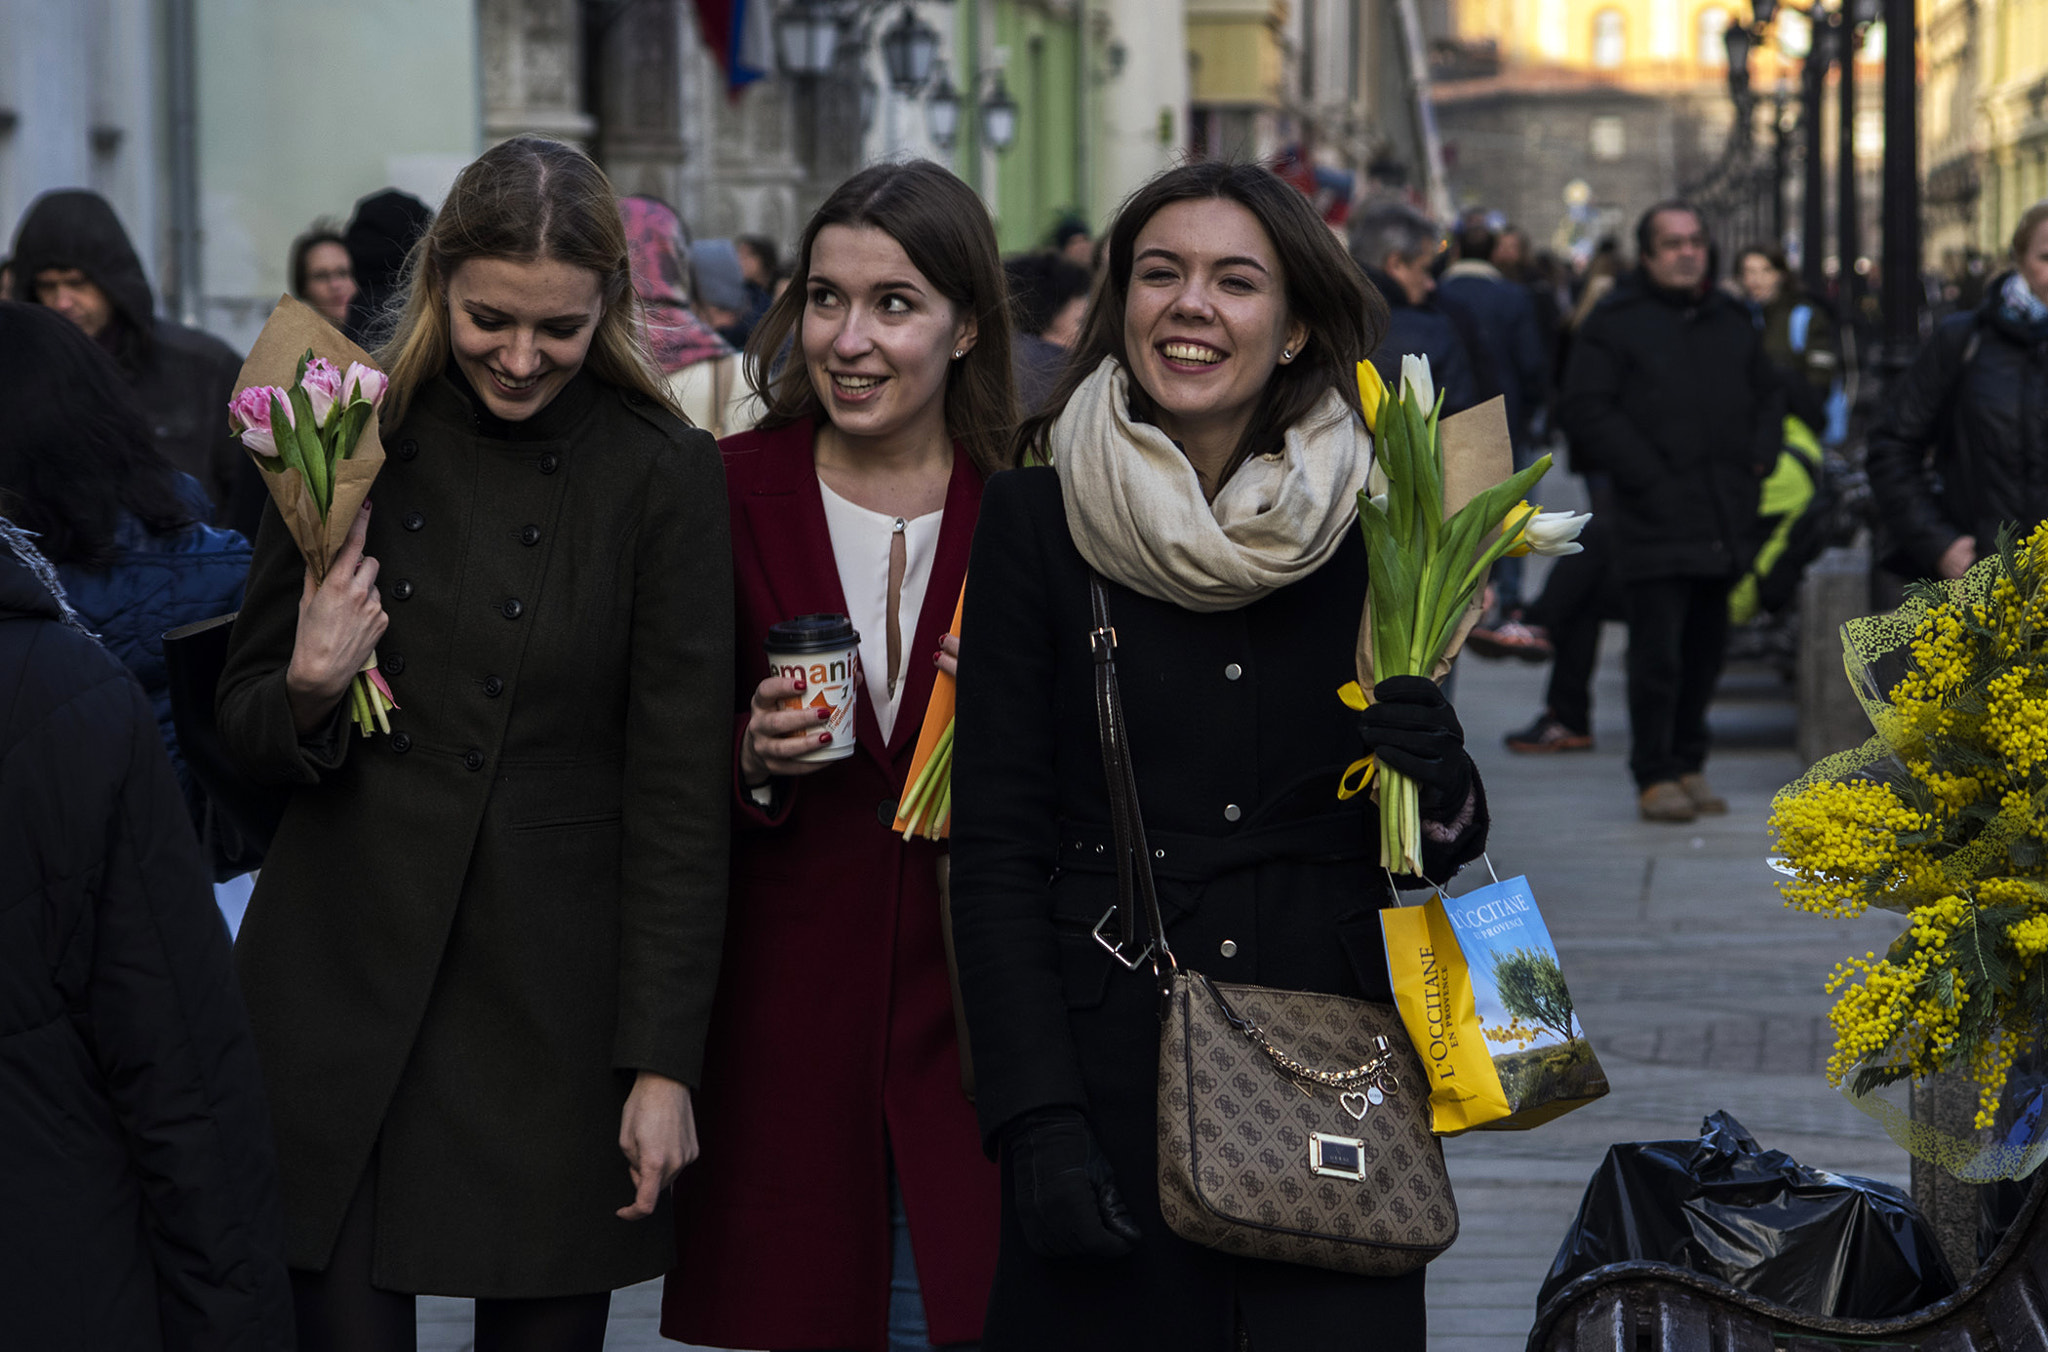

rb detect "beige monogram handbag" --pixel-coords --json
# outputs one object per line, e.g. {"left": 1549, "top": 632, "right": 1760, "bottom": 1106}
{"left": 1087, "top": 577, "right": 1458, "bottom": 1276}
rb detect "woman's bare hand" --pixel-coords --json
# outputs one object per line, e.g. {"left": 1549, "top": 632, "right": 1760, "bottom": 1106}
{"left": 617, "top": 1071, "right": 698, "bottom": 1221}
{"left": 935, "top": 632, "right": 960, "bottom": 679}
{"left": 285, "top": 504, "right": 388, "bottom": 734}
{"left": 1939, "top": 535, "right": 1977, "bottom": 581}
{"left": 740, "top": 674, "right": 835, "bottom": 785}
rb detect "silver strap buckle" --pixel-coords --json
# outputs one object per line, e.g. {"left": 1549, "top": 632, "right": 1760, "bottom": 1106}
{"left": 1092, "top": 905, "right": 1153, "bottom": 970}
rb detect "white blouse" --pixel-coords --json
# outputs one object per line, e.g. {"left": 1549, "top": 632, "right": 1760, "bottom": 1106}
{"left": 817, "top": 478, "right": 943, "bottom": 743}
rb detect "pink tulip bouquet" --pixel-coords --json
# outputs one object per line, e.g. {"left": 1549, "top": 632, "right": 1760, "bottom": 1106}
{"left": 227, "top": 296, "right": 397, "bottom": 737}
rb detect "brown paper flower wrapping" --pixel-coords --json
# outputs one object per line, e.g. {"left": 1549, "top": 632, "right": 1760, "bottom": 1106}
{"left": 1355, "top": 395, "right": 1515, "bottom": 688}
{"left": 231, "top": 294, "right": 387, "bottom": 583}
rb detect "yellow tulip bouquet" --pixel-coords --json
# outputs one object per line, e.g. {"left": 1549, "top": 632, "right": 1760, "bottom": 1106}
{"left": 1771, "top": 522, "right": 2048, "bottom": 1160}
{"left": 1345, "top": 356, "right": 1588, "bottom": 874}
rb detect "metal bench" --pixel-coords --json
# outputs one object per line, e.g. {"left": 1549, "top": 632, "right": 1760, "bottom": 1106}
{"left": 1526, "top": 1172, "right": 2048, "bottom": 1351}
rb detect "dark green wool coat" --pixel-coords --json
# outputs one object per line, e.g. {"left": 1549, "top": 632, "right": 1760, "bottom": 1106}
{"left": 217, "top": 369, "right": 734, "bottom": 1297}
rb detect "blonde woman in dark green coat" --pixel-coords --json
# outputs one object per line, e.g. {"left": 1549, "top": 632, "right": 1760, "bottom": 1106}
{"left": 217, "top": 136, "right": 734, "bottom": 1352}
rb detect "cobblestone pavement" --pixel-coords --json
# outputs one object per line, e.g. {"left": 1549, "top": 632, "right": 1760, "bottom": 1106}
{"left": 422, "top": 620, "right": 1907, "bottom": 1352}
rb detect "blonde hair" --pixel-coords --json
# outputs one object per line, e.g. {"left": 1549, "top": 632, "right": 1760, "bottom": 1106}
{"left": 375, "top": 136, "right": 682, "bottom": 429}
{"left": 2013, "top": 200, "right": 2048, "bottom": 263}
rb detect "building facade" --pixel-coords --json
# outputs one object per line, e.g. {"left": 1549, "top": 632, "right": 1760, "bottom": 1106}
{"left": 1926, "top": 0, "right": 2048, "bottom": 268}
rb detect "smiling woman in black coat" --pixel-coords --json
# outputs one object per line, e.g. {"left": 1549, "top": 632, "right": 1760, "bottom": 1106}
{"left": 949, "top": 163, "right": 1489, "bottom": 1352}
{"left": 0, "top": 519, "right": 292, "bottom": 1351}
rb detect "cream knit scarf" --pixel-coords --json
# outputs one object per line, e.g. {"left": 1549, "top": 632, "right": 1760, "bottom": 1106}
{"left": 1051, "top": 357, "right": 1371, "bottom": 613}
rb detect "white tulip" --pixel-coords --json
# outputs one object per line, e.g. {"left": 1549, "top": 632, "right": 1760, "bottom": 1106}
{"left": 1517, "top": 508, "right": 1593, "bottom": 556}
{"left": 1399, "top": 352, "right": 1435, "bottom": 412}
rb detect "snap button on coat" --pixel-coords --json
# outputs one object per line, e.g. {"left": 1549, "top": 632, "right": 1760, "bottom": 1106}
{"left": 384, "top": 654, "right": 405, "bottom": 676}
{"left": 1219, "top": 939, "right": 1239, "bottom": 958}
{"left": 539, "top": 452, "right": 560, "bottom": 474}
{"left": 521, "top": 525, "right": 541, "bottom": 546}
{"left": 398, "top": 438, "right": 419, "bottom": 461}
{"left": 1224, "top": 663, "right": 1242, "bottom": 680}
{"left": 403, "top": 512, "right": 424, "bottom": 532}
{"left": 482, "top": 675, "right": 503, "bottom": 698}
{"left": 392, "top": 580, "right": 414, "bottom": 601}
{"left": 390, "top": 731, "right": 412, "bottom": 753}
{"left": 464, "top": 750, "right": 484, "bottom": 772}
{"left": 1223, "top": 803, "right": 1242, "bottom": 822}
{"left": 501, "top": 598, "right": 523, "bottom": 620}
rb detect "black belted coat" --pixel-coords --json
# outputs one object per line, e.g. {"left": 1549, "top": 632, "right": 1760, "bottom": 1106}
{"left": 217, "top": 369, "right": 733, "bottom": 1297}
{"left": 949, "top": 468, "right": 1488, "bottom": 1352}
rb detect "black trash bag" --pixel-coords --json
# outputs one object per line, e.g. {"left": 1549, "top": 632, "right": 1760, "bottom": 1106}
{"left": 1538, "top": 1110, "right": 1957, "bottom": 1319}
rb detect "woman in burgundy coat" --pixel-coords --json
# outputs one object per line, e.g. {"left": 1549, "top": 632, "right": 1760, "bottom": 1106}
{"left": 663, "top": 163, "right": 1017, "bottom": 1351}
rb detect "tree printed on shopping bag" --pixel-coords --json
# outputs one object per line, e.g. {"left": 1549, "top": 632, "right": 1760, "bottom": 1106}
{"left": 1489, "top": 947, "right": 1582, "bottom": 1044}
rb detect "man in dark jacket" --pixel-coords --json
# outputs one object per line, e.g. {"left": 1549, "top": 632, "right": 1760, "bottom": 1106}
{"left": 9, "top": 190, "right": 253, "bottom": 533}
{"left": 0, "top": 517, "right": 294, "bottom": 1351}
{"left": 1348, "top": 201, "right": 1494, "bottom": 417}
{"left": 1865, "top": 204, "right": 2048, "bottom": 581}
{"left": 1560, "top": 201, "right": 1784, "bottom": 823}
{"left": 341, "top": 187, "right": 432, "bottom": 346}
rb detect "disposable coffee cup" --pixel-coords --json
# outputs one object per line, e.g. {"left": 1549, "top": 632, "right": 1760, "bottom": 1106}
{"left": 765, "top": 613, "right": 861, "bottom": 763}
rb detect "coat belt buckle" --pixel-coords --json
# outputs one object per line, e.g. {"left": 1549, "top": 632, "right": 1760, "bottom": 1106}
{"left": 1093, "top": 904, "right": 1152, "bottom": 970}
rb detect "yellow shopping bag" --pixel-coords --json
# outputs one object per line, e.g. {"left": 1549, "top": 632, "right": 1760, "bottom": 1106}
{"left": 1381, "top": 871, "right": 1609, "bottom": 1135}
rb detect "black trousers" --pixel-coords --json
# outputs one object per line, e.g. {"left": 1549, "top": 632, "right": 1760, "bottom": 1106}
{"left": 291, "top": 1160, "right": 612, "bottom": 1352}
{"left": 1622, "top": 575, "right": 1734, "bottom": 789}
{"left": 1524, "top": 514, "right": 1618, "bottom": 735}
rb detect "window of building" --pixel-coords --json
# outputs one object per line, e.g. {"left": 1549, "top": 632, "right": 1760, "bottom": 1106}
{"left": 1696, "top": 8, "right": 1729, "bottom": 65}
{"left": 1592, "top": 8, "right": 1626, "bottom": 68}
{"left": 1591, "top": 114, "right": 1626, "bottom": 159}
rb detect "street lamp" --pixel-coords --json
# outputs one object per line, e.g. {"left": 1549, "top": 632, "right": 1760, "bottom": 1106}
{"left": 980, "top": 71, "right": 1018, "bottom": 153}
{"left": 776, "top": 0, "right": 842, "bottom": 79}
{"left": 925, "top": 65, "right": 961, "bottom": 149}
{"left": 879, "top": 3, "right": 940, "bottom": 93}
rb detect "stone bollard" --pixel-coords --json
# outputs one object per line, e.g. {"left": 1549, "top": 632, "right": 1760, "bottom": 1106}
{"left": 1910, "top": 1073, "right": 1987, "bottom": 1284}
{"left": 1797, "top": 544, "right": 1876, "bottom": 766}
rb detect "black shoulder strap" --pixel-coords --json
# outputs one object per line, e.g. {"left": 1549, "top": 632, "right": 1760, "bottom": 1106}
{"left": 1088, "top": 575, "right": 1173, "bottom": 988}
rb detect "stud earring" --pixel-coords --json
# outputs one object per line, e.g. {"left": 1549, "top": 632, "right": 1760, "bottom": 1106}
{"left": 1281, "top": 349, "right": 1295, "bottom": 362}
{"left": 953, "top": 349, "right": 966, "bottom": 359}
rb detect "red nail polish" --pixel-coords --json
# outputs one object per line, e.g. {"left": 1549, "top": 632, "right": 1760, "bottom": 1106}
{"left": 932, "top": 650, "right": 943, "bottom": 664}
{"left": 817, "top": 706, "right": 830, "bottom": 720}
{"left": 819, "top": 732, "right": 833, "bottom": 745}
{"left": 793, "top": 678, "right": 807, "bottom": 692}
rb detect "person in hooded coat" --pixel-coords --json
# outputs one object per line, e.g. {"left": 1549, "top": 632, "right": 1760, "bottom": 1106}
{"left": 8, "top": 189, "right": 253, "bottom": 535}
{"left": 0, "top": 514, "right": 294, "bottom": 1352}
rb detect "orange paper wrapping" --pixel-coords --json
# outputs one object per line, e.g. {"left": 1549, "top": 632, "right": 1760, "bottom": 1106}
{"left": 231, "top": 294, "right": 387, "bottom": 582}
{"left": 1355, "top": 394, "right": 1516, "bottom": 688}
{"left": 891, "top": 583, "right": 966, "bottom": 837}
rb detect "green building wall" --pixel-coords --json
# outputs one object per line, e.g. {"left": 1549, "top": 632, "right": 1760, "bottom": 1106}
{"left": 961, "top": 2, "right": 1089, "bottom": 254}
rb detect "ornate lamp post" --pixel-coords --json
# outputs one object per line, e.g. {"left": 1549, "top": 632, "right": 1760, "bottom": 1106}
{"left": 879, "top": 3, "right": 941, "bottom": 93}
{"left": 925, "top": 65, "right": 961, "bottom": 149}
{"left": 979, "top": 70, "right": 1019, "bottom": 153}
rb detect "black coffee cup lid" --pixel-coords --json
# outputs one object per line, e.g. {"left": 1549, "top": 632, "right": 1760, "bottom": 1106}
{"left": 765, "top": 612, "right": 858, "bottom": 654}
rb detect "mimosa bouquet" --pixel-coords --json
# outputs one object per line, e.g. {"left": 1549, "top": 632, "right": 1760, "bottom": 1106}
{"left": 1343, "top": 357, "right": 1589, "bottom": 874}
{"left": 1770, "top": 521, "right": 2048, "bottom": 1176}
{"left": 227, "top": 295, "right": 397, "bottom": 737}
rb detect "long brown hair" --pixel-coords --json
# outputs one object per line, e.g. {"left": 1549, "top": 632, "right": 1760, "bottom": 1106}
{"left": 1012, "top": 161, "right": 1384, "bottom": 483}
{"left": 375, "top": 136, "right": 679, "bottom": 429}
{"left": 744, "top": 161, "right": 1016, "bottom": 478}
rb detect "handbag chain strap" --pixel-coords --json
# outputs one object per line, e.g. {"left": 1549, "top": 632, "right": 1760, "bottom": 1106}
{"left": 1202, "top": 973, "right": 1402, "bottom": 1092}
{"left": 1088, "top": 574, "right": 1175, "bottom": 992}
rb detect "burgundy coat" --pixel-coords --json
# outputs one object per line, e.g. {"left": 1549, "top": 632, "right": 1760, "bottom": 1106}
{"left": 663, "top": 419, "right": 999, "bottom": 1350}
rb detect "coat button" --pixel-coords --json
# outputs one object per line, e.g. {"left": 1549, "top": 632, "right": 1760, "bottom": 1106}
{"left": 392, "top": 579, "right": 414, "bottom": 601}
{"left": 539, "top": 452, "right": 560, "bottom": 474}
{"left": 403, "top": 511, "right": 424, "bottom": 531}
{"left": 384, "top": 654, "right": 405, "bottom": 676}
{"left": 390, "top": 731, "right": 412, "bottom": 753}
{"left": 483, "top": 675, "right": 504, "bottom": 698}
{"left": 398, "top": 438, "right": 419, "bottom": 461}
{"left": 521, "top": 524, "right": 541, "bottom": 547}
{"left": 464, "top": 749, "right": 485, "bottom": 771}
{"left": 1224, "top": 663, "right": 1243, "bottom": 681}
{"left": 1223, "top": 804, "right": 1242, "bottom": 822}
{"left": 502, "top": 598, "right": 523, "bottom": 620}
{"left": 1220, "top": 940, "right": 1239, "bottom": 958}
{"left": 877, "top": 800, "right": 898, "bottom": 826}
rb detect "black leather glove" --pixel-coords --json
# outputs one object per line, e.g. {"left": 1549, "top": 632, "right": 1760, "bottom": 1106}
{"left": 1357, "top": 675, "right": 1472, "bottom": 816}
{"left": 1005, "top": 1108, "right": 1141, "bottom": 1260}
